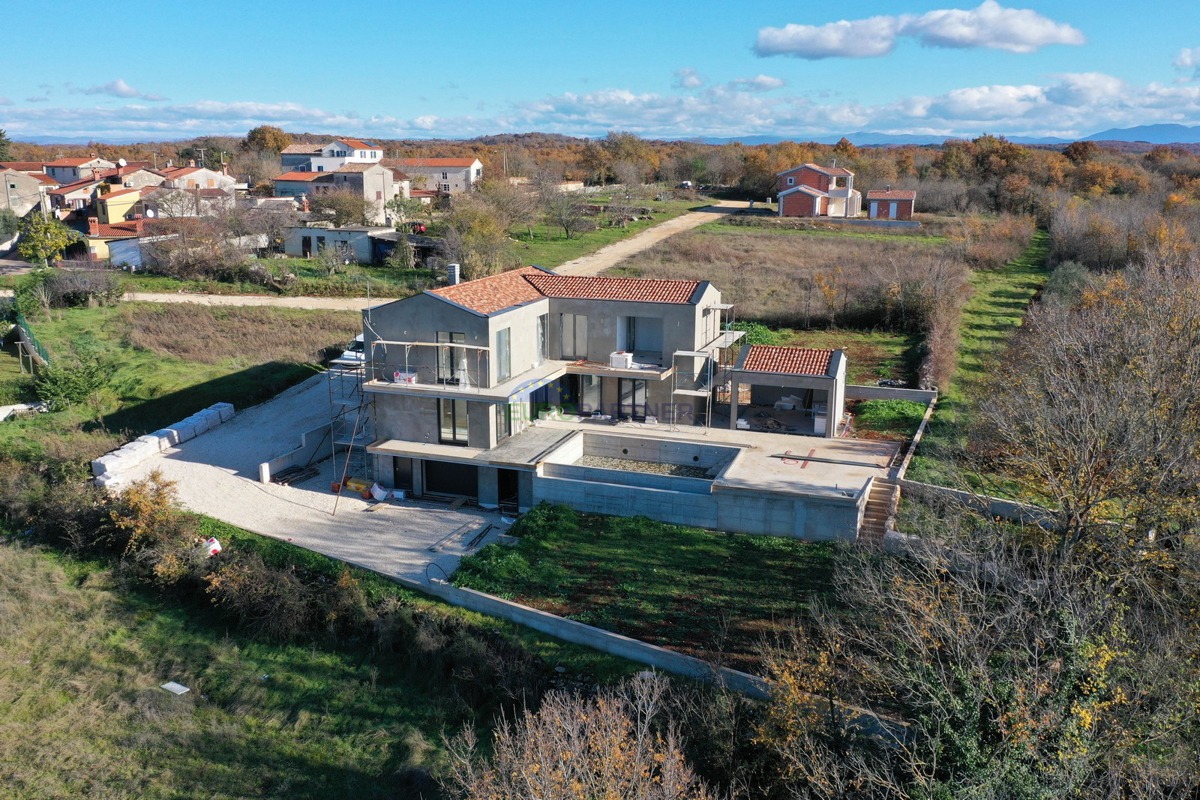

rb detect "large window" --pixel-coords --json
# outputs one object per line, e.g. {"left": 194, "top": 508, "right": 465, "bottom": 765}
{"left": 536, "top": 314, "right": 548, "bottom": 364}
{"left": 579, "top": 374, "right": 601, "bottom": 415}
{"left": 437, "top": 332, "right": 465, "bottom": 384}
{"left": 496, "top": 328, "right": 512, "bottom": 382}
{"left": 439, "top": 398, "right": 469, "bottom": 445}
{"left": 496, "top": 403, "right": 512, "bottom": 441}
{"left": 561, "top": 313, "right": 588, "bottom": 360}
{"left": 617, "top": 379, "right": 648, "bottom": 421}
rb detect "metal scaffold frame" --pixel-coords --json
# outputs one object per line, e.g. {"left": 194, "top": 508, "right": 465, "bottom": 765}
{"left": 329, "top": 360, "right": 374, "bottom": 489}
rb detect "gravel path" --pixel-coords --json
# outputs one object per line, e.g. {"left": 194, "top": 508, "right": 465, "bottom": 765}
{"left": 552, "top": 201, "right": 749, "bottom": 276}
{"left": 119, "top": 373, "right": 506, "bottom": 582}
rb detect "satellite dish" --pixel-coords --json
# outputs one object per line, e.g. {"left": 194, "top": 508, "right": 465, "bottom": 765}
{"left": 145, "top": 208, "right": 156, "bottom": 218}
{"left": 118, "top": 158, "right": 127, "bottom": 167}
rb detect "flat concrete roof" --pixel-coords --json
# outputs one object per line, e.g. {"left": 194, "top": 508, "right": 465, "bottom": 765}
{"left": 533, "top": 417, "right": 898, "bottom": 500}
{"left": 369, "top": 426, "right": 577, "bottom": 470}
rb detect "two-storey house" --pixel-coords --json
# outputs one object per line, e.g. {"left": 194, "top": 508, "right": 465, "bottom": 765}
{"left": 384, "top": 157, "right": 482, "bottom": 194}
{"left": 777, "top": 163, "right": 862, "bottom": 218}
{"left": 346, "top": 267, "right": 883, "bottom": 541}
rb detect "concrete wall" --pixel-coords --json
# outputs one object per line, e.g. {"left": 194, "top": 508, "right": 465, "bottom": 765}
{"left": 898, "top": 479, "right": 1057, "bottom": 528}
{"left": 368, "top": 292, "right": 493, "bottom": 387}
{"left": 542, "top": 463, "right": 713, "bottom": 494}
{"left": 372, "top": 392, "right": 439, "bottom": 444}
{"left": 845, "top": 384, "right": 938, "bottom": 402}
{"left": 258, "top": 424, "right": 335, "bottom": 483}
{"left": 580, "top": 432, "right": 738, "bottom": 470}
{"left": 533, "top": 470, "right": 863, "bottom": 541}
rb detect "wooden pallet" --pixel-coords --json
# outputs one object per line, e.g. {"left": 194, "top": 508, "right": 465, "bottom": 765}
{"left": 272, "top": 465, "right": 320, "bottom": 486}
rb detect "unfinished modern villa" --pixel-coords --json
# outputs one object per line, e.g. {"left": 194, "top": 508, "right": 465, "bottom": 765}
{"left": 334, "top": 266, "right": 903, "bottom": 542}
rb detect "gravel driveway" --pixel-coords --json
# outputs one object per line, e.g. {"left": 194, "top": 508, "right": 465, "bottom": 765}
{"left": 119, "top": 374, "right": 507, "bottom": 582}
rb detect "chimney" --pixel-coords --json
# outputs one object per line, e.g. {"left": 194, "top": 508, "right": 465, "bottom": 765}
{"left": 886, "top": 184, "right": 892, "bottom": 192}
{"left": 87, "top": 216, "right": 99, "bottom": 235}
{"left": 188, "top": 159, "right": 197, "bottom": 168}
{"left": 446, "top": 263, "right": 461, "bottom": 285}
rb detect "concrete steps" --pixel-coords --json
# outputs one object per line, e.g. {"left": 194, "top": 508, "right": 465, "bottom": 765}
{"left": 859, "top": 478, "right": 900, "bottom": 546}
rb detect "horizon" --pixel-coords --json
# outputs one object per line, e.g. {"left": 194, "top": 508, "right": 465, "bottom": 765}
{"left": 3, "top": 0, "right": 1199, "bottom": 142}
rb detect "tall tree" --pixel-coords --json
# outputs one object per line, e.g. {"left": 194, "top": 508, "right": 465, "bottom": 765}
{"left": 243, "top": 125, "right": 292, "bottom": 153}
{"left": 0, "top": 128, "right": 11, "bottom": 161}
{"left": 17, "top": 214, "right": 80, "bottom": 266}
{"left": 308, "top": 191, "right": 373, "bottom": 227}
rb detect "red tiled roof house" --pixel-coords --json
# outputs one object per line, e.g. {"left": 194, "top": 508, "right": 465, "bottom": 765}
{"left": 777, "top": 163, "right": 862, "bottom": 219}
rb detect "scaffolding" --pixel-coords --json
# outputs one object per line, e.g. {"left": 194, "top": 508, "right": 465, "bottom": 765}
{"left": 328, "top": 359, "right": 374, "bottom": 487}
{"left": 670, "top": 303, "right": 744, "bottom": 431}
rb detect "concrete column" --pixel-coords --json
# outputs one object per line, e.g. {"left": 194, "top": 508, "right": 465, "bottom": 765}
{"left": 478, "top": 467, "right": 499, "bottom": 509}
{"left": 729, "top": 377, "right": 740, "bottom": 429}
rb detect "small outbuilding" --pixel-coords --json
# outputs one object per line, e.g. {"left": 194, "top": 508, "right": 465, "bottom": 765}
{"left": 728, "top": 344, "right": 847, "bottom": 438}
{"left": 866, "top": 188, "right": 916, "bottom": 220}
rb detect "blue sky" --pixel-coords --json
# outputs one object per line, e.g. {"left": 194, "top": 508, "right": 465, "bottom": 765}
{"left": 3, "top": 0, "right": 1200, "bottom": 141}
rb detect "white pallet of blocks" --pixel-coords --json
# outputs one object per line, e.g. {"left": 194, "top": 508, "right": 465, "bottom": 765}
{"left": 91, "top": 402, "right": 235, "bottom": 489}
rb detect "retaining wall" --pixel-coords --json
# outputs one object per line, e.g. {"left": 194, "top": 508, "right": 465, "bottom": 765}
{"left": 258, "top": 424, "right": 336, "bottom": 483}
{"left": 846, "top": 384, "right": 938, "bottom": 402}
{"left": 898, "top": 479, "right": 1057, "bottom": 528}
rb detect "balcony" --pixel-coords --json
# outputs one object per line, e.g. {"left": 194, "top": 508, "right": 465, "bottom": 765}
{"left": 364, "top": 358, "right": 569, "bottom": 402}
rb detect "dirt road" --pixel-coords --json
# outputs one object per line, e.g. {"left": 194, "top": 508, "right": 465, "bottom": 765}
{"left": 553, "top": 200, "right": 749, "bottom": 276}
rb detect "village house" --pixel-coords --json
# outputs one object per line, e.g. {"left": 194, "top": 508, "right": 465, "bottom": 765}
{"left": 43, "top": 156, "right": 116, "bottom": 185}
{"left": 308, "top": 162, "right": 408, "bottom": 225}
{"left": 776, "top": 163, "right": 862, "bottom": 219}
{"left": 279, "top": 139, "right": 385, "bottom": 173}
{"left": 866, "top": 187, "right": 917, "bottom": 220}
{"left": 1, "top": 168, "right": 57, "bottom": 216}
{"left": 384, "top": 157, "right": 482, "bottom": 194}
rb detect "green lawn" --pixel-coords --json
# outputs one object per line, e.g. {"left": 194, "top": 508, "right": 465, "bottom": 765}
{"left": 452, "top": 503, "right": 836, "bottom": 674}
{"left": 906, "top": 230, "right": 1051, "bottom": 490}
{"left": 512, "top": 198, "right": 707, "bottom": 267}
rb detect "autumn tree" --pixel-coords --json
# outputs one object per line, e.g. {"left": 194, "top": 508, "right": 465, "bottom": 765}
{"left": 974, "top": 240, "right": 1200, "bottom": 550}
{"left": 440, "top": 194, "right": 514, "bottom": 279}
{"left": 0, "top": 128, "right": 11, "bottom": 161}
{"left": 243, "top": 124, "right": 292, "bottom": 153}
{"left": 17, "top": 214, "right": 80, "bottom": 266}
{"left": 1063, "top": 139, "right": 1099, "bottom": 165}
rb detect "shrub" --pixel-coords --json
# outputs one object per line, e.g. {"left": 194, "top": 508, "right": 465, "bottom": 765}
{"left": 33, "top": 336, "right": 110, "bottom": 410}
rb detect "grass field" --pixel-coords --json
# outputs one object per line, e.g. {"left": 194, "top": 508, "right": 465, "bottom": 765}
{"left": 117, "top": 261, "right": 438, "bottom": 298}
{"left": 708, "top": 219, "right": 950, "bottom": 245}
{"left": 452, "top": 503, "right": 836, "bottom": 674}
{"left": 511, "top": 198, "right": 706, "bottom": 267}
{"left": 0, "top": 303, "right": 359, "bottom": 460}
{"left": 906, "top": 230, "right": 1051, "bottom": 490}
{"left": 0, "top": 524, "right": 636, "bottom": 799}
{"left": 776, "top": 328, "right": 921, "bottom": 385}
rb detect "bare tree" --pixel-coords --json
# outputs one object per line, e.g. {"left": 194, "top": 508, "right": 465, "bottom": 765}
{"left": 442, "top": 675, "right": 715, "bottom": 800}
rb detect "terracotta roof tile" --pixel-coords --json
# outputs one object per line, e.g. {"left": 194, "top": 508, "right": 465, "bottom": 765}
{"left": 429, "top": 266, "right": 547, "bottom": 315}
{"left": 0, "top": 161, "right": 45, "bottom": 171}
{"left": 866, "top": 189, "right": 916, "bottom": 200}
{"left": 90, "top": 219, "right": 144, "bottom": 239}
{"left": 50, "top": 178, "right": 101, "bottom": 195}
{"left": 273, "top": 171, "right": 326, "bottom": 181}
{"left": 281, "top": 143, "right": 323, "bottom": 154}
{"left": 29, "top": 173, "right": 60, "bottom": 185}
{"left": 778, "top": 163, "right": 854, "bottom": 178}
{"left": 741, "top": 345, "right": 834, "bottom": 376}
{"left": 331, "top": 162, "right": 381, "bottom": 173}
{"left": 337, "top": 138, "right": 381, "bottom": 151}
{"left": 526, "top": 275, "right": 701, "bottom": 304}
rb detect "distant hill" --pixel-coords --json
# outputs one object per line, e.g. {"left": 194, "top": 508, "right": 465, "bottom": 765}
{"left": 696, "top": 131, "right": 1072, "bottom": 147}
{"left": 1083, "top": 124, "right": 1200, "bottom": 144}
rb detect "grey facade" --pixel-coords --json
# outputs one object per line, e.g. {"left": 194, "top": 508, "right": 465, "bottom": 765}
{"left": 355, "top": 267, "right": 871, "bottom": 541}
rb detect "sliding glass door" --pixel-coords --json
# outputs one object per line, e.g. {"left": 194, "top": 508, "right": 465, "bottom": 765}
{"left": 438, "top": 398, "right": 469, "bottom": 445}
{"left": 617, "top": 379, "right": 647, "bottom": 421}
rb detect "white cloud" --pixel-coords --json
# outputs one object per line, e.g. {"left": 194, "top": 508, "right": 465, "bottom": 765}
{"left": 1174, "top": 47, "right": 1200, "bottom": 80}
{"left": 728, "top": 75, "right": 787, "bottom": 92}
{"left": 0, "top": 96, "right": 12, "bottom": 106}
{"left": 25, "top": 96, "right": 49, "bottom": 103}
{"left": 756, "top": 17, "right": 902, "bottom": 59}
{"left": 2, "top": 69, "right": 1200, "bottom": 143}
{"left": 756, "top": 1, "right": 1084, "bottom": 59}
{"left": 673, "top": 68, "right": 706, "bottom": 89}
{"left": 71, "top": 79, "right": 167, "bottom": 102}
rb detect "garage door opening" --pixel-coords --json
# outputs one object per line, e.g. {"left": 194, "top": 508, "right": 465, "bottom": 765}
{"left": 423, "top": 460, "right": 478, "bottom": 498}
